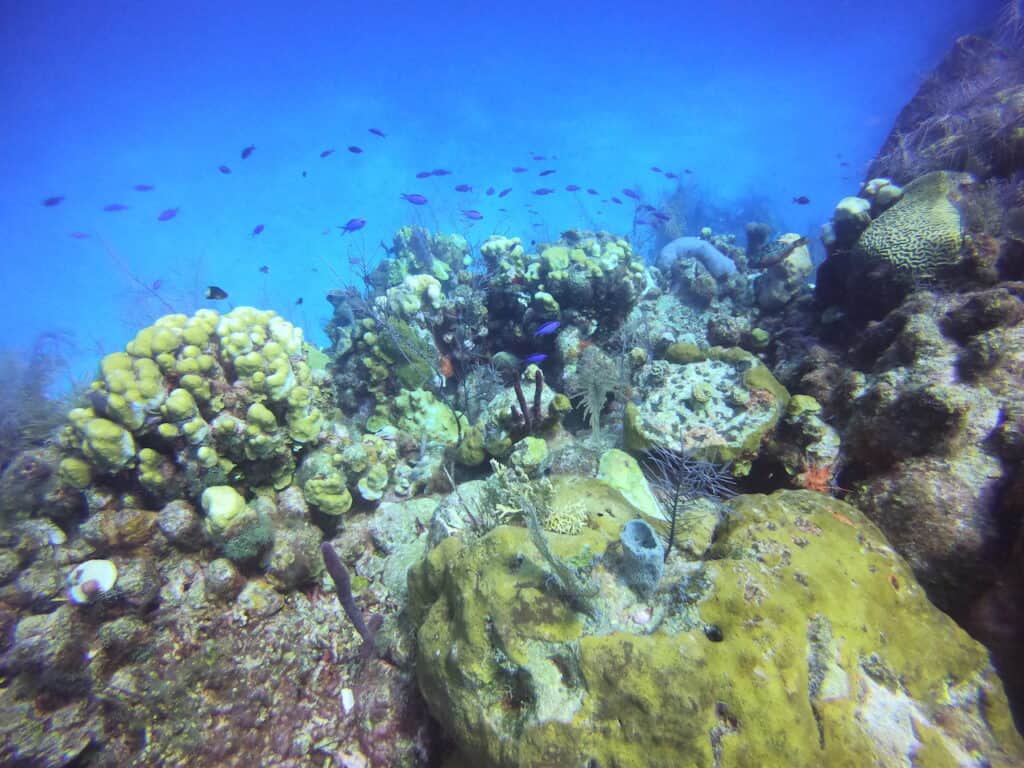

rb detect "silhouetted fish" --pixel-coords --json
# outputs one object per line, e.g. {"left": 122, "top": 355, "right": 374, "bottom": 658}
{"left": 368, "top": 128, "right": 386, "bottom": 137}
{"left": 533, "top": 188, "right": 555, "bottom": 195}
{"left": 512, "top": 167, "right": 527, "bottom": 173}
{"left": 348, "top": 146, "right": 363, "bottom": 154}
{"left": 401, "top": 193, "right": 428, "bottom": 205}
{"left": 611, "top": 197, "right": 623, "bottom": 204}
{"left": 653, "top": 211, "right": 671, "bottom": 222}
{"left": 651, "top": 166, "right": 662, "bottom": 173}
{"left": 664, "top": 172, "right": 678, "bottom": 179}
{"left": 241, "top": 145, "right": 255, "bottom": 159}
{"left": 416, "top": 171, "right": 433, "bottom": 178}
{"left": 339, "top": 218, "right": 367, "bottom": 233}
{"left": 320, "top": 149, "right": 335, "bottom": 158}
{"left": 431, "top": 169, "right": 452, "bottom": 176}
{"left": 586, "top": 188, "right": 598, "bottom": 195}
{"left": 42, "top": 196, "right": 64, "bottom": 206}
{"left": 622, "top": 189, "right": 640, "bottom": 200}
{"left": 454, "top": 184, "right": 472, "bottom": 192}
{"left": 296, "top": 297, "right": 304, "bottom": 305}
{"left": 839, "top": 161, "right": 850, "bottom": 167}
{"left": 486, "top": 187, "right": 495, "bottom": 195}
{"left": 251, "top": 224, "right": 265, "bottom": 236}
{"left": 461, "top": 210, "right": 483, "bottom": 220}
{"left": 259, "top": 265, "right": 269, "bottom": 274}
{"left": 792, "top": 196, "right": 810, "bottom": 205}
{"left": 498, "top": 188, "right": 511, "bottom": 197}
{"left": 218, "top": 165, "right": 231, "bottom": 174}
{"left": 157, "top": 208, "right": 179, "bottom": 221}
{"left": 205, "top": 285, "right": 228, "bottom": 300}
{"left": 539, "top": 169, "right": 556, "bottom": 176}
{"left": 103, "top": 203, "right": 129, "bottom": 212}
{"left": 132, "top": 184, "right": 155, "bottom": 192}
{"left": 684, "top": 169, "right": 693, "bottom": 174}
{"left": 69, "top": 231, "right": 90, "bottom": 239}
{"left": 565, "top": 184, "right": 580, "bottom": 192}
{"left": 151, "top": 279, "right": 163, "bottom": 291}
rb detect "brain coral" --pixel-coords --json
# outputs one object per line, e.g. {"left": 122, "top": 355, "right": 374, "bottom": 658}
{"left": 854, "top": 170, "right": 969, "bottom": 274}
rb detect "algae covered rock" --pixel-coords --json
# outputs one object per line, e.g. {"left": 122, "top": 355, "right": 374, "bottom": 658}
{"left": 625, "top": 347, "right": 789, "bottom": 475}
{"left": 410, "top": 488, "right": 1024, "bottom": 767}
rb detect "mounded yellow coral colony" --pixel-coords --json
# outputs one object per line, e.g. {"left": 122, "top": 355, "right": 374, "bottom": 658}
{"left": 60, "top": 307, "right": 324, "bottom": 500}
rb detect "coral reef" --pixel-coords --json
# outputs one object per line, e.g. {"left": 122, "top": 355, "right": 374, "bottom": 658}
{"left": 410, "top": 484, "right": 1024, "bottom": 767}
{"left": 868, "top": 35, "right": 1024, "bottom": 184}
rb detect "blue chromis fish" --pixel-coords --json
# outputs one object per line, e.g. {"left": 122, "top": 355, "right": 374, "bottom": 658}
{"left": 461, "top": 210, "right": 483, "bottom": 221}
{"left": 218, "top": 165, "right": 232, "bottom": 174}
{"left": 132, "top": 183, "right": 155, "bottom": 191}
{"left": 348, "top": 145, "right": 363, "bottom": 154}
{"left": 251, "top": 224, "right": 265, "bottom": 236}
{"left": 157, "top": 207, "right": 179, "bottom": 221}
{"left": 533, "top": 321, "right": 560, "bottom": 336}
{"left": 339, "top": 218, "right": 366, "bottom": 233}
{"left": 368, "top": 128, "right": 386, "bottom": 137}
{"left": 401, "top": 193, "right": 428, "bottom": 205}
{"left": 103, "top": 203, "right": 129, "bottom": 212}
{"left": 42, "top": 195, "right": 65, "bottom": 206}
{"left": 522, "top": 353, "right": 548, "bottom": 365}
{"left": 241, "top": 145, "right": 255, "bottom": 159}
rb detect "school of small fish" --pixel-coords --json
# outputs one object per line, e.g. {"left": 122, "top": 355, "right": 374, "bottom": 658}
{"left": 39, "top": 125, "right": 825, "bottom": 310}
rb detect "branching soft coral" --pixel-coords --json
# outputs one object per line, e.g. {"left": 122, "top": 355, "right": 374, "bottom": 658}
{"left": 565, "top": 345, "right": 624, "bottom": 440}
{"left": 0, "top": 334, "right": 73, "bottom": 472}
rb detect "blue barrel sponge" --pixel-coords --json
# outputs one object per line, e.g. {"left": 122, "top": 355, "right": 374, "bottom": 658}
{"left": 618, "top": 519, "right": 664, "bottom": 596}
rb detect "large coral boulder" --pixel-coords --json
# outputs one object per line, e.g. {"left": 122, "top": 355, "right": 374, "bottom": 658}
{"left": 409, "top": 487, "right": 1023, "bottom": 767}
{"left": 624, "top": 346, "right": 789, "bottom": 475}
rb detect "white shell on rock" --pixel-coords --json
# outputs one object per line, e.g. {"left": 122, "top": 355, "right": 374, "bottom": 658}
{"left": 67, "top": 559, "right": 118, "bottom": 605}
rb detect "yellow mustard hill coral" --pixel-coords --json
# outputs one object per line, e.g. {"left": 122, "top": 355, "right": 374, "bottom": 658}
{"left": 60, "top": 307, "right": 326, "bottom": 503}
{"left": 855, "top": 170, "right": 970, "bottom": 274}
{"left": 410, "top": 486, "right": 1024, "bottom": 768}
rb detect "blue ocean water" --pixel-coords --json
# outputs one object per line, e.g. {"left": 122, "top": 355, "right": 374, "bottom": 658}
{"left": 0, "top": 0, "right": 998, "bottom": 381}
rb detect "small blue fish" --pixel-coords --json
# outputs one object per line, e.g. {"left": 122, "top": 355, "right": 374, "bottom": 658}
{"left": 218, "top": 165, "right": 232, "bottom": 174}
{"left": 401, "top": 193, "right": 428, "bottom": 205}
{"left": 454, "top": 184, "right": 473, "bottom": 192}
{"left": 611, "top": 197, "right": 623, "bottom": 204}
{"left": 133, "top": 184, "right": 155, "bottom": 191}
{"left": 348, "top": 145, "right": 363, "bottom": 154}
{"left": 538, "top": 169, "right": 556, "bottom": 176}
{"left": 533, "top": 321, "right": 560, "bottom": 336}
{"left": 320, "top": 149, "right": 335, "bottom": 158}
{"left": 415, "top": 171, "right": 433, "bottom": 178}
{"left": 498, "top": 188, "right": 512, "bottom": 198}
{"left": 565, "top": 184, "right": 580, "bottom": 192}
{"left": 251, "top": 224, "right": 265, "bottom": 237}
{"left": 486, "top": 186, "right": 495, "bottom": 196}
{"left": 512, "top": 167, "right": 527, "bottom": 173}
{"left": 431, "top": 168, "right": 452, "bottom": 176}
{"left": 368, "top": 128, "right": 386, "bottom": 137}
{"left": 622, "top": 189, "right": 641, "bottom": 200}
{"left": 533, "top": 188, "right": 555, "bottom": 196}
{"left": 42, "top": 195, "right": 64, "bottom": 206}
{"left": 157, "top": 207, "right": 179, "bottom": 221}
{"left": 339, "top": 218, "right": 367, "bottom": 233}
{"left": 461, "top": 209, "right": 483, "bottom": 221}
{"left": 241, "top": 145, "right": 256, "bottom": 159}
{"left": 522, "top": 353, "right": 548, "bottom": 365}
{"left": 103, "top": 203, "right": 129, "bottom": 212}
